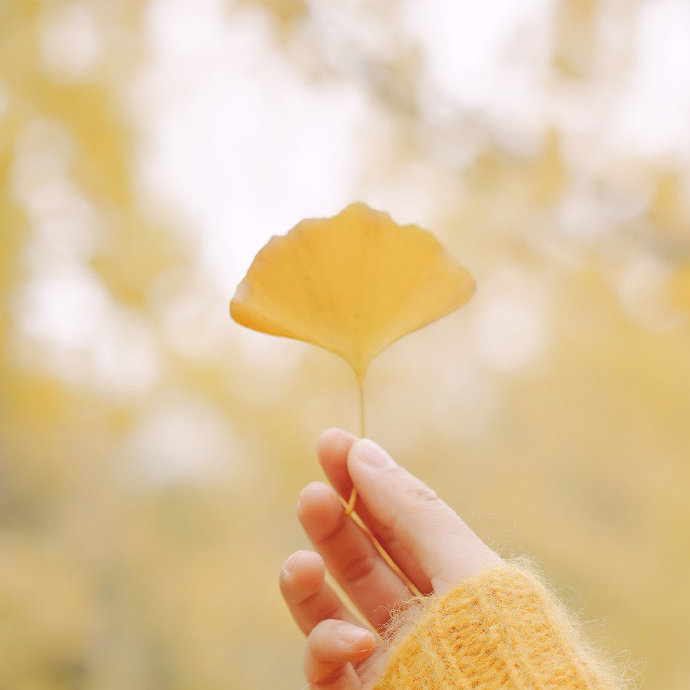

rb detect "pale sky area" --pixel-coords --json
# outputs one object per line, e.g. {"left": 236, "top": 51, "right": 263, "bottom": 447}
{"left": 8, "top": 0, "right": 690, "bottom": 410}
{"left": 131, "top": 0, "right": 690, "bottom": 292}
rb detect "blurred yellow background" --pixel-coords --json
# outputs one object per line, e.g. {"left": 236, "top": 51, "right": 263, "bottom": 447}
{"left": 1, "top": 1, "right": 689, "bottom": 688}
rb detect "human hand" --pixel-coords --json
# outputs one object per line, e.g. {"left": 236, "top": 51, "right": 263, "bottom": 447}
{"left": 280, "top": 428, "right": 501, "bottom": 689}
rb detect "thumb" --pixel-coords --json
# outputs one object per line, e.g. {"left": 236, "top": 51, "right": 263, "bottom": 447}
{"left": 347, "top": 439, "right": 501, "bottom": 593}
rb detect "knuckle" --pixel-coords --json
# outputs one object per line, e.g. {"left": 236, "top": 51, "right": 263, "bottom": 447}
{"left": 403, "top": 477, "right": 440, "bottom": 505}
{"left": 314, "top": 601, "right": 341, "bottom": 623}
{"left": 340, "top": 552, "right": 376, "bottom": 585}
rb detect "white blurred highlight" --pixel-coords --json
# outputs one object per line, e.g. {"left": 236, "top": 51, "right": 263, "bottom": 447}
{"left": 472, "top": 263, "right": 551, "bottom": 374}
{"left": 39, "top": 3, "right": 102, "bottom": 82}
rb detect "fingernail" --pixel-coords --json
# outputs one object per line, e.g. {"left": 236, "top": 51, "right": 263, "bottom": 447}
{"left": 337, "top": 624, "right": 374, "bottom": 649}
{"left": 351, "top": 439, "right": 395, "bottom": 468}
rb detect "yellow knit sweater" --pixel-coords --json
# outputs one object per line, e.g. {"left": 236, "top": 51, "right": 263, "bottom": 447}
{"left": 375, "top": 565, "right": 624, "bottom": 689}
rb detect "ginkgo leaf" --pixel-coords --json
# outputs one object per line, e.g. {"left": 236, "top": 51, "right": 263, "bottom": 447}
{"left": 230, "top": 202, "right": 475, "bottom": 382}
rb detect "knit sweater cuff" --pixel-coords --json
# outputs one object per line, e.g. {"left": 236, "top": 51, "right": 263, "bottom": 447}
{"left": 374, "top": 564, "right": 622, "bottom": 690}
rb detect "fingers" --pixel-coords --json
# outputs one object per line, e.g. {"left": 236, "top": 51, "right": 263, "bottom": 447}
{"left": 316, "top": 428, "right": 357, "bottom": 500}
{"left": 297, "top": 481, "right": 413, "bottom": 630}
{"left": 280, "top": 549, "right": 377, "bottom": 689}
{"left": 317, "top": 429, "right": 432, "bottom": 594}
{"left": 279, "top": 550, "right": 360, "bottom": 635}
{"left": 288, "top": 430, "right": 497, "bottom": 688}
{"left": 317, "top": 428, "right": 500, "bottom": 593}
{"left": 303, "top": 619, "right": 376, "bottom": 689}
{"left": 346, "top": 437, "right": 502, "bottom": 593}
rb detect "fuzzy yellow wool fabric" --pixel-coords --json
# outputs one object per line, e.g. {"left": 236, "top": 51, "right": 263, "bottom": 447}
{"left": 375, "top": 565, "right": 624, "bottom": 690}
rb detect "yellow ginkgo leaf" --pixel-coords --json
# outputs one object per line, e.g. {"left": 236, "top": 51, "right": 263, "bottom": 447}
{"left": 231, "top": 203, "right": 475, "bottom": 580}
{"left": 230, "top": 202, "right": 475, "bottom": 383}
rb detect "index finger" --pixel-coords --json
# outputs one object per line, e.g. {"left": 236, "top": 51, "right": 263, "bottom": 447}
{"left": 347, "top": 438, "right": 502, "bottom": 593}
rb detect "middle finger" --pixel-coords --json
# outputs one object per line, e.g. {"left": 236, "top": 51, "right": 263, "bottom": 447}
{"left": 298, "top": 481, "right": 412, "bottom": 630}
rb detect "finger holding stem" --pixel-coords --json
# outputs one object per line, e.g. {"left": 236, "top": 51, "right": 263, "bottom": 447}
{"left": 298, "top": 481, "right": 420, "bottom": 628}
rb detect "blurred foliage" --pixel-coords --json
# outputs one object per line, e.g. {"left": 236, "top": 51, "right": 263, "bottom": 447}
{"left": 1, "top": 1, "right": 689, "bottom": 689}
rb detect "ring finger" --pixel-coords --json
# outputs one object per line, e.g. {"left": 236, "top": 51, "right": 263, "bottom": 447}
{"left": 279, "top": 550, "right": 361, "bottom": 635}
